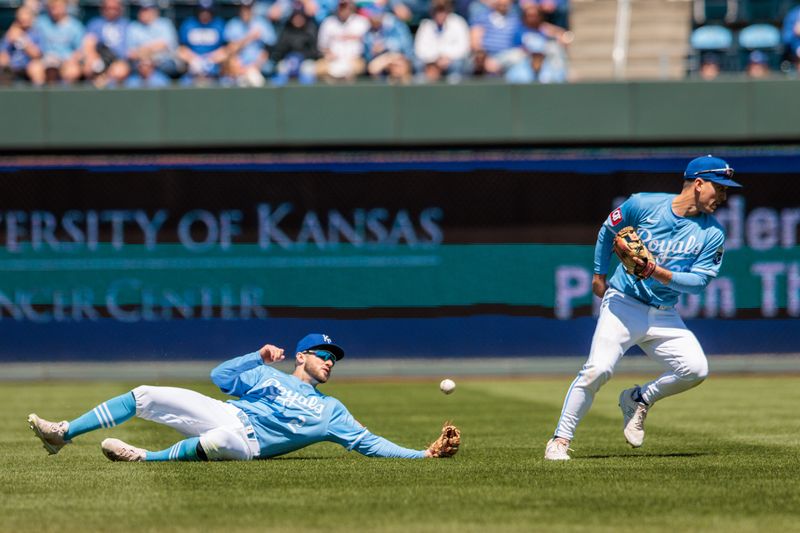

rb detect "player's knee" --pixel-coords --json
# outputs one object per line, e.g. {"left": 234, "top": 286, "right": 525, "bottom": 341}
{"left": 131, "top": 385, "right": 156, "bottom": 412}
{"left": 578, "top": 363, "right": 615, "bottom": 391}
{"left": 200, "top": 428, "right": 250, "bottom": 461}
{"left": 680, "top": 359, "right": 709, "bottom": 383}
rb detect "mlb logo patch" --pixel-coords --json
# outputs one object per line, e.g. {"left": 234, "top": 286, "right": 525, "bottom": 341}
{"left": 609, "top": 208, "right": 623, "bottom": 226}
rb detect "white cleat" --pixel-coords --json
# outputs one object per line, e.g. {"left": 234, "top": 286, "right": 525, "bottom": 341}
{"left": 544, "top": 438, "right": 572, "bottom": 461}
{"left": 619, "top": 387, "right": 649, "bottom": 448}
{"left": 101, "top": 438, "right": 146, "bottom": 462}
{"left": 28, "top": 413, "right": 71, "bottom": 455}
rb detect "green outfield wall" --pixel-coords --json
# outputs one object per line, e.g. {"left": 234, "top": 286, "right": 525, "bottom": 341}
{"left": 2, "top": 79, "right": 800, "bottom": 150}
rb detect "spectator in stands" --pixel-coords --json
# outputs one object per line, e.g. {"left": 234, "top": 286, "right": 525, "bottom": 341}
{"left": 414, "top": 0, "right": 470, "bottom": 83}
{"left": 178, "top": 0, "right": 227, "bottom": 84}
{"left": 35, "top": 0, "right": 84, "bottom": 84}
{"left": 469, "top": 0, "right": 524, "bottom": 76}
{"left": 82, "top": 0, "right": 130, "bottom": 87}
{"left": 362, "top": 5, "right": 413, "bottom": 83}
{"left": 782, "top": 5, "right": 800, "bottom": 69}
{"left": 698, "top": 52, "right": 720, "bottom": 80}
{"left": 125, "top": 55, "right": 169, "bottom": 86}
{"left": 0, "top": 6, "right": 45, "bottom": 85}
{"left": 271, "top": 2, "right": 320, "bottom": 84}
{"left": 746, "top": 50, "right": 770, "bottom": 79}
{"left": 223, "top": 0, "right": 277, "bottom": 86}
{"left": 505, "top": 27, "right": 564, "bottom": 82}
{"left": 127, "top": 0, "right": 179, "bottom": 77}
{"left": 316, "top": 0, "right": 369, "bottom": 81}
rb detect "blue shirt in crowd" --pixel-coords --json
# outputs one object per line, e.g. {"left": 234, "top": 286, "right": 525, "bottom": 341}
{"left": 223, "top": 16, "right": 276, "bottom": 66}
{"left": 180, "top": 16, "right": 226, "bottom": 55}
{"left": 2, "top": 29, "right": 41, "bottom": 70}
{"left": 472, "top": 9, "right": 520, "bottom": 55}
{"left": 35, "top": 14, "right": 84, "bottom": 59}
{"left": 86, "top": 16, "right": 130, "bottom": 57}
{"left": 210, "top": 351, "right": 426, "bottom": 459}
{"left": 363, "top": 13, "right": 413, "bottom": 62}
{"left": 127, "top": 18, "right": 178, "bottom": 61}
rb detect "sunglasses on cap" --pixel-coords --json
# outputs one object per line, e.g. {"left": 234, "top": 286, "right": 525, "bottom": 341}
{"left": 690, "top": 167, "right": 734, "bottom": 179}
{"left": 305, "top": 349, "right": 337, "bottom": 365}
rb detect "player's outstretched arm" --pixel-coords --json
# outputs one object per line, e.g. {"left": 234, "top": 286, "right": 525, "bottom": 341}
{"left": 326, "top": 402, "right": 460, "bottom": 459}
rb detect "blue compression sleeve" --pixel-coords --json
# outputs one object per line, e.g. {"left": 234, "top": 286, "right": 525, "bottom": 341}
{"left": 351, "top": 431, "right": 426, "bottom": 459}
{"left": 593, "top": 225, "right": 615, "bottom": 274}
{"left": 667, "top": 271, "right": 710, "bottom": 295}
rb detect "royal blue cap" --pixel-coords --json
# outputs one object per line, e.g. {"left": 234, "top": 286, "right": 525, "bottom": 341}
{"left": 683, "top": 155, "right": 742, "bottom": 187}
{"left": 295, "top": 333, "right": 345, "bottom": 360}
{"left": 139, "top": 0, "right": 158, "bottom": 9}
{"left": 198, "top": 0, "right": 214, "bottom": 10}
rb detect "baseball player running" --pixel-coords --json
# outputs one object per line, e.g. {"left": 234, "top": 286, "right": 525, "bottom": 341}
{"left": 545, "top": 155, "right": 741, "bottom": 461}
{"left": 28, "top": 333, "right": 460, "bottom": 461}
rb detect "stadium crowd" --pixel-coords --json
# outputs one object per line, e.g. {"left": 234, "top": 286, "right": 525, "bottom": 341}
{"left": 0, "top": 0, "right": 571, "bottom": 86}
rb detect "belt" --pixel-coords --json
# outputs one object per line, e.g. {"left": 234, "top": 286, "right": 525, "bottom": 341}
{"left": 649, "top": 303, "right": 674, "bottom": 310}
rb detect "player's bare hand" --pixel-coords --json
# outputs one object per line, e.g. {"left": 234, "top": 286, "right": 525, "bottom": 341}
{"left": 592, "top": 274, "right": 608, "bottom": 299}
{"left": 259, "top": 344, "right": 285, "bottom": 364}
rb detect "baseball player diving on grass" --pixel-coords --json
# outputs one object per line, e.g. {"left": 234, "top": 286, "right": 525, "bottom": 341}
{"left": 28, "top": 333, "right": 461, "bottom": 462}
{"left": 545, "top": 155, "right": 742, "bottom": 461}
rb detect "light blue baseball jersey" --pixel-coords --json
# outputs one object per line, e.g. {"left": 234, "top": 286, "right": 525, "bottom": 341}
{"left": 594, "top": 192, "right": 726, "bottom": 307}
{"left": 210, "top": 352, "right": 426, "bottom": 459}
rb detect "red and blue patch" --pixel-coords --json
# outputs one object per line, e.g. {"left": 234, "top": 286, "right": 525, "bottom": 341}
{"left": 609, "top": 208, "right": 623, "bottom": 226}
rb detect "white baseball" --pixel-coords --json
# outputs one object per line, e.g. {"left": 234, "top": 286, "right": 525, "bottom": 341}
{"left": 439, "top": 379, "right": 456, "bottom": 395}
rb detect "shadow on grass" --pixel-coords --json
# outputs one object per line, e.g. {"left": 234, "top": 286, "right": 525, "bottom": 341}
{"left": 579, "top": 451, "right": 713, "bottom": 459}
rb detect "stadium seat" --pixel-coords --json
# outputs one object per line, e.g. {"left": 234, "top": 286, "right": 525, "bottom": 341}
{"left": 738, "top": 23, "right": 782, "bottom": 68}
{"left": 691, "top": 24, "right": 735, "bottom": 49}
{"left": 738, "top": 23, "right": 781, "bottom": 48}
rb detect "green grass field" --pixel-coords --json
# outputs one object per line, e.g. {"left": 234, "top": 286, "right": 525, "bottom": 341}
{"left": 2, "top": 375, "right": 800, "bottom": 532}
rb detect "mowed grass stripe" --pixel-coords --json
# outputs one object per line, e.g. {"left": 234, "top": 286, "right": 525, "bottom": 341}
{"left": 1, "top": 378, "right": 799, "bottom": 532}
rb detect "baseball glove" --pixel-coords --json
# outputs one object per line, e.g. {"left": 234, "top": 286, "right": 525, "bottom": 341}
{"left": 613, "top": 226, "right": 656, "bottom": 279}
{"left": 427, "top": 422, "right": 461, "bottom": 458}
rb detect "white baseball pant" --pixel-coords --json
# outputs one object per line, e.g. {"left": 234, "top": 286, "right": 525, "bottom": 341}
{"left": 554, "top": 288, "right": 709, "bottom": 441}
{"left": 132, "top": 385, "right": 260, "bottom": 460}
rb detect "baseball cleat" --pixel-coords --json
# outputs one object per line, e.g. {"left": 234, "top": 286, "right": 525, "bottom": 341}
{"left": 544, "top": 437, "right": 572, "bottom": 461}
{"left": 27, "top": 414, "right": 71, "bottom": 455}
{"left": 619, "top": 387, "right": 649, "bottom": 448}
{"left": 101, "top": 438, "right": 146, "bottom": 462}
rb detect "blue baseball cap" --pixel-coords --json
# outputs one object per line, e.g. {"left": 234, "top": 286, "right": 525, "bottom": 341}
{"left": 683, "top": 155, "right": 742, "bottom": 187}
{"left": 295, "top": 333, "right": 345, "bottom": 360}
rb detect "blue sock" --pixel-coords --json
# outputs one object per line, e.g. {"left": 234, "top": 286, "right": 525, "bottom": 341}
{"left": 64, "top": 391, "right": 137, "bottom": 440}
{"left": 145, "top": 437, "right": 204, "bottom": 462}
{"left": 633, "top": 388, "right": 648, "bottom": 405}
